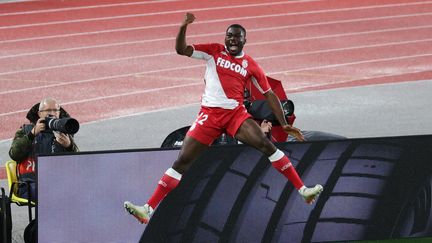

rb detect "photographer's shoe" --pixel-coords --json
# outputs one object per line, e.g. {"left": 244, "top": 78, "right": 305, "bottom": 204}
{"left": 124, "top": 201, "right": 154, "bottom": 224}
{"left": 299, "top": 185, "right": 323, "bottom": 204}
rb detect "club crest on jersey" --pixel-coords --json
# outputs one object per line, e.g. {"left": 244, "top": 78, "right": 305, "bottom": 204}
{"left": 216, "top": 57, "right": 247, "bottom": 77}
{"left": 242, "top": 59, "right": 248, "bottom": 68}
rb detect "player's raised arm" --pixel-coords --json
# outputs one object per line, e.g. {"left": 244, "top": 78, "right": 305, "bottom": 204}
{"left": 175, "top": 12, "right": 195, "bottom": 57}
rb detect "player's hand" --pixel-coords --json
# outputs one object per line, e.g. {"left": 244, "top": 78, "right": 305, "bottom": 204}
{"left": 282, "top": 124, "right": 305, "bottom": 142}
{"left": 54, "top": 132, "right": 72, "bottom": 148}
{"left": 260, "top": 120, "right": 272, "bottom": 134}
{"left": 32, "top": 118, "right": 46, "bottom": 135}
{"left": 183, "top": 12, "right": 195, "bottom": 25}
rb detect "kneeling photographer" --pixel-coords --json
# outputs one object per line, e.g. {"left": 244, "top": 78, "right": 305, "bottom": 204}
{"left": 9, "top": 97, "right": 79, "bottom": 202}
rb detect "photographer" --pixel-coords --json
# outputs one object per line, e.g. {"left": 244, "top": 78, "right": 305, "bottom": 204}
{"left": 9, "top": 97, "right": 79, "bottom": 201}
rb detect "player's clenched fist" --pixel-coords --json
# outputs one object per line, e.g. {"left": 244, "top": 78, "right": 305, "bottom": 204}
{"left": 183, "top": 12, "right": 195, "bottom": 25}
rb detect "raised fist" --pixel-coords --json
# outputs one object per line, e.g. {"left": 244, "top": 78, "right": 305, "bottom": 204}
{"left": 184, "top": 12, "right": 196, "bottom": 25}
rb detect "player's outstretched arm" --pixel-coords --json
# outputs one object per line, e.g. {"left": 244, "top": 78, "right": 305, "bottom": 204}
{"left": 175, "top": 12, "right": 195, "bottom": 57}
{"left": 263, "top": 90, "right": 305, "bottom": 141}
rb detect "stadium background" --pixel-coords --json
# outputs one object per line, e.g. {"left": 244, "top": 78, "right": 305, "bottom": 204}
{"left": 0, "top": 0, "right": 432, "bottom": 242}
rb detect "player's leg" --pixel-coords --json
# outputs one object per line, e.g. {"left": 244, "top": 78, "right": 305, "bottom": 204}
{"left": 147, "top": 135, "right": 208, "bottom": 208}
{"left": 172, "top": 135, "right": 209, "bottom": 174}
{"left": 235, "top": 119, "right": 303, "bottom": 187}
{"left": 234, "top": 118, "right": 323, "bottom": 204}
{"left": 234, "top": 118, "right": 276, "bottom": 155}
{"left": 125, "top": 108, "right": 219, "bottom": 224}
{"left": 124, "top": 135, "right": 208, "bottom": 224}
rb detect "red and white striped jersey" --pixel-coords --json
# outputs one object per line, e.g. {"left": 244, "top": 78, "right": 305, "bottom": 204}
{"left": 191, "top": 43, "right": 271, "bottom": 109}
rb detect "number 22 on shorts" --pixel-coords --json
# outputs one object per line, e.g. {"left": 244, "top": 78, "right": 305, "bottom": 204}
{"left": 190, "top": 112, "right": 208, "bottom": 131}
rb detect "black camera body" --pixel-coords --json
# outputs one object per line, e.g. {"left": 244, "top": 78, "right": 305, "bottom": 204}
{"left": 44, "top": 115, "right": 80, "bottom": 134}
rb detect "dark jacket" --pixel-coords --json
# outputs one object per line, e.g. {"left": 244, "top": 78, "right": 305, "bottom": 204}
{"left": 9, "top": 103, "right": 79, "bottom": 167}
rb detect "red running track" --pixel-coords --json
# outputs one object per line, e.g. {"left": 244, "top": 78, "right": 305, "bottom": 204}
{"left": 1, "top": 0, "right": 432, "bottom": 141}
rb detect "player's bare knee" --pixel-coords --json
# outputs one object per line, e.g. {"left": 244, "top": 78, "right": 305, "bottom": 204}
{"left": 256, "top": 138, "right": 275, "bottom": 156}
{"left": 172, "top": 159, "right": 190, "bottom": 174}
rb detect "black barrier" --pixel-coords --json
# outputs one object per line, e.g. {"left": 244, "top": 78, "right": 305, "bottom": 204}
{"left": 36, "top": 135, "right": 432, "bottom": 243}
{"left": 142, "top": 135, "right": 432, "bottom": 243}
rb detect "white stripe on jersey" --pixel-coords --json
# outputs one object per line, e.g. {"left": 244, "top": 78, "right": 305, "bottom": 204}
{"left": 251, "top": 76, "right": 271, "bottom": 94}
{"left": 191, "top": 50, "right": 239, "bottom": 109}
{"left": 191, "top": 48, "right": 212, "bottom": 60}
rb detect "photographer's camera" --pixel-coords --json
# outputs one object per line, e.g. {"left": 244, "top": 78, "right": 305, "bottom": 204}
{"left": 44, "top": 115, "right": 80, "bottom": 134}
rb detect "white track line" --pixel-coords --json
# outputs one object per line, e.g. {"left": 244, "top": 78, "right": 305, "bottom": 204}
{"left": 281, "top": 72, "right": 432, "bottom": 92}
{"left": 257, "top": 38, "right": 432, "bottom": 61}
{"left": 267, "top": 53, "right": 432, "bottom": 75}
{"left": 2, "top": 0, "right": 431, "bottom": 31}
{"left": 2, "top": 61, "right": 431, "bottom": 118}
{"left": 0, "top": 51, "right": 174, "bottom": 76}
{"left": 0, "top": 0, "right": 34, "bottom": 4}
{"left": 0, "top": 0, "right": 318, "bottom": 16}
{"left": 0, "top": 0, "right": 322, "bottom": 29}
{"left": 250, "top": 25, "right": 432, "bottom": 46}
{"left": 2, "top": 9, "right": 432, "bottom": 56}
{"left": 1, "top": 23, "right": 431, "bottom": 77}
{"left": 0, "top": 49, "right": 432, "bottom": 103}
{"left": 0, "top": 63, "right": 203, "bottom": 96}
{"left": 3, "top": 3, "right": 432, "bottom": 44}
{"left": 0, "top": 82, "right": 202, "bottom": 117}
{"left": 0, "top": 0, "right": 182, "bottom": 17}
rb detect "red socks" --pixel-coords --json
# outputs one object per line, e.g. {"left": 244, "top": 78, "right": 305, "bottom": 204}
{"left": 147, "top": 151, "right": 301, "bottom": 210}
{"left": 269, "top": 149, "right": 304, "bottom": 190}
{"left": 147, "top": 168, "right": 182, "bottom": 209}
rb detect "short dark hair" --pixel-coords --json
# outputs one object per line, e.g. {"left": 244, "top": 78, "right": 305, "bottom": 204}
{"left": 226, "top": 24, "right": 246, "bottom": 36}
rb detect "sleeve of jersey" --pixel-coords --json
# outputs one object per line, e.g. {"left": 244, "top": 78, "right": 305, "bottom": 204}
{"left": 250, "top": 63, "right": 271, "bottom": 94}
{"left": 191, "top": 43, "right": 218, "bottom": 60}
